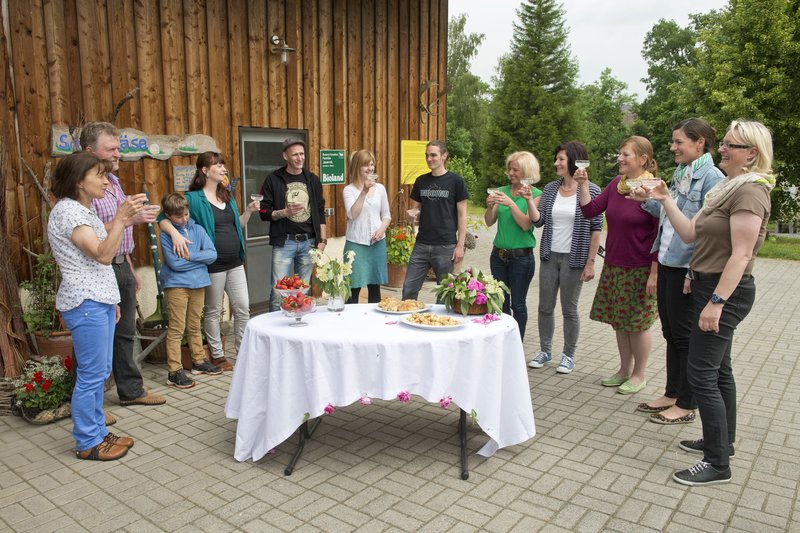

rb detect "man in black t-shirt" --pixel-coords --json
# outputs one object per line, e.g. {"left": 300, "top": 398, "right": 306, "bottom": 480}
{"left": 402, "top": 140, "right": 469, "bottom": 300}
{"left": 259, "top": 138, "right": 327, "bottom": 311}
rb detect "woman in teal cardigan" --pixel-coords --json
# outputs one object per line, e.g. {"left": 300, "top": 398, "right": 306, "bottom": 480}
{"left": 159, "top": 152, "right": 258, "bottom": 371}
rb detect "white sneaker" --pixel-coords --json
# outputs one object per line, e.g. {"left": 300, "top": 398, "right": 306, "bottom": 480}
{"left": 556, "top": 354, "right": 574, "bottom": 374}
{"left": 528, "top": 352, "right": 552, "bottom": 369}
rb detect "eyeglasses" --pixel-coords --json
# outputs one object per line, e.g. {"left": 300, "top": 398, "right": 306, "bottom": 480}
{"left": 719, "top": 142, "right": 753, "bottom": 150}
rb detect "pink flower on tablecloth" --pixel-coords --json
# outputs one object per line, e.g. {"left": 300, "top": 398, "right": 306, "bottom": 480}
{"left": 397, "top": 391, "right": 411, "bottom": 402}
{"left": 472, "top": 313, "right": 501, "bottom": 325}
{"left": 359, "top": 396, "right": 372, "bottom": 405}
{"left": 324, "top": 403, "right": 335, "bottom": 415}
{"left": 474, "top": 292, "right": 488, "bottom": 305}
{"left": 439, "top": 395, "right": 452, "bottom": 409}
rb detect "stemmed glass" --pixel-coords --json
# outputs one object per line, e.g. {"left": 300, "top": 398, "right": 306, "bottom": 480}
{"left": 575, "top": 160, "right": 590, "bottom": 170}
{"left": 250, "top": 193, "right": 263, "bottom": 202}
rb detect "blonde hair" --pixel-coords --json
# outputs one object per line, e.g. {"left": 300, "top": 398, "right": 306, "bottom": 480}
{"left": 162, "top": 192, "right": 188, "bottom": 216}
{"left": 620, "top": 136, "right": 658, "bottom": 176}
{"left": 506, "top": 151, "right": 540, "bottom": 183}
{"left": 348, "top": 149, "right": 376, "bottom": 183}
{"left": 728, "top": 119, "right": 773, "bottom": 175}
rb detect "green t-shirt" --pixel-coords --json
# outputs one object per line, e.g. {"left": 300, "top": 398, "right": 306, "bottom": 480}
{"left": 492, "top": 184, "right": 542, "bottom": 249}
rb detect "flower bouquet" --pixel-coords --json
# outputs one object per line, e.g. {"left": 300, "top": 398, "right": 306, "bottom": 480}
{"left": 309, "top": 249, "right": 355, "bottom": 310}
{"left": 433, "top": 268, "right": 509, "bottom": 316}
{"left": 13, "top": 355, "right": 74, "bottom": 424}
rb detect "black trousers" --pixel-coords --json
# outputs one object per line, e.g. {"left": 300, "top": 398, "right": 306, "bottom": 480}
{"left": 112, "top": 261, "right": 145, "bottom": 401}
{"left": 688, "top": 276, "right": 755, "bottom": 468}
{"left": 657, "top": 264, "right": 696, "bottom": 410}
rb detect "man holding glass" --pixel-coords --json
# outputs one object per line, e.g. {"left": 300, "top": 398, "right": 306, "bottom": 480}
{"left": 401, "top": 140, "right": 469, "bottom": 300}
{"left": 258, "top": 138, "right": 327, "bottom": 312}
{"left": 82, "top": 122, "right": 166, "bottom": 409}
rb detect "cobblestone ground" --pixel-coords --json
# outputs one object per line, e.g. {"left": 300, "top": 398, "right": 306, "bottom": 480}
{"left": 2, "top": 225, "right": 799, "bottom": 532}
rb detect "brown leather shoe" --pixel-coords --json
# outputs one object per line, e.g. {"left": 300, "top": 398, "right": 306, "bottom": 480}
{"left": 103, "top": 432, "right": 134, "bottom": 448}
{"left": 119, "top": 392, "right": 167, "bottom": 406}
{"left": 76, "top": 440, "right": 129, "bottom": 461}
{"left": 211, "top": 357, "right": 234, "bottom": 372}
{"left": 105, "top": 412, "right": 117, "bottom": 426}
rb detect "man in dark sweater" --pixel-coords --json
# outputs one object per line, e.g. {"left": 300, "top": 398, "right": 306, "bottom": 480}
{"left": 259, "top": 138, "right": 327, "bottom": 312}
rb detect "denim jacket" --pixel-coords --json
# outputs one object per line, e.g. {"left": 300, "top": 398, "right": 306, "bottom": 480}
{"left": 642, "top": 158, "right": 724, "bottom": 267}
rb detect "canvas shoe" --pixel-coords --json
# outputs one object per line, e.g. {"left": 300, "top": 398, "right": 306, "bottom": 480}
{"left": 672, "top": 460, "right": 731, "bottom": 486}
{"left": 528, "top": 352, "right": 552, "bottom": 369}
{"left": 555, "top": 354, "right": 574, "bottom": 374}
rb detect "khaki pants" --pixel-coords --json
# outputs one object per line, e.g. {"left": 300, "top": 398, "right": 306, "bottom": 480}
{"left": 164, "top": 287, "right": 206, "bottom": 373}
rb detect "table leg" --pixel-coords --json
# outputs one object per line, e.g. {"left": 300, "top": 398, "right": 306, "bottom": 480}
{"left": 459, "top": 408, "right": 469, "bottom": 480}
{"left": 284, "top": 417, "right": 322, "bottom": 476}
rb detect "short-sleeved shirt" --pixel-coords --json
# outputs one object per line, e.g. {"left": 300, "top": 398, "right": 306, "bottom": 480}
{"left": 691, "top": 183, "right": 771, "bottom": 275}
{"left": 492, "top": 184, "right": 542, "bottom": 249}
{"left": 47, "top": 198, "right": 120, "bottom": 311}
{"left": 91, "top": 174, "right": 134, "bottom": 256}
{"left": 410, "top": 171, "right": 469, "bottom": 245}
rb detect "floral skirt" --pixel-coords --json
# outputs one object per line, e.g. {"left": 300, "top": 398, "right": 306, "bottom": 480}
{"left": 590, "top": 263, "right": 658, "bottom": 331}
{"left": 344, "top": 239, "right": 388, "bottom": 288}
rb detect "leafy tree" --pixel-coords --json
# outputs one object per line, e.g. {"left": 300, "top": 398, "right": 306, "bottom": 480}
{"left": 576, "top": 69, "right": 636, "bottom": 186}
{"left": 446, "top": 14, "right": 490, "bottom": 163}
{"left": 481, "top": 0, "right": 581, "bottom": 191}
{"left": 685, "top": 0, "right": 800, "bottom": 223}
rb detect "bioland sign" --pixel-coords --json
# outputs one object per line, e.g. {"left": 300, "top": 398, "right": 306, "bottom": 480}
{"left": 320, "top": 149, "right": 346, "bottom": 185}
{"left": 51, "top": 125, "right": 219, "bottom": 161}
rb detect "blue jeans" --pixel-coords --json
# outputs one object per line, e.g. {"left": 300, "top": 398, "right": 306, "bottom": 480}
{"left": 61, "top": 300, "right": 115, "bottom": 452}
{"left": 270, "top": 239, "right": 315, "bottom": 312}
{"left": 402, "top": 243, "right": 456, "bottom": 300}
{"left": 688, "top": 276, "right": 755, "bottom": 468}
{"left": 490, "top": 251, "right": 534, "bottom": 339}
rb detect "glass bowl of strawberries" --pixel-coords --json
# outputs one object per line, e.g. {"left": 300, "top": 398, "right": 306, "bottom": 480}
{"left": 275, "top": 275, "right": 315, "bottom": 326}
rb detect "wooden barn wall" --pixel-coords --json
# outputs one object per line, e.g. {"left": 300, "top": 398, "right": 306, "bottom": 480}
{"left": 0, "top": 0, "right": 448, "bottom": 276}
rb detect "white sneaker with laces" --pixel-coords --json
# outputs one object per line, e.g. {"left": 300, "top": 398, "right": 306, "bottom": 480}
{"left": 556, "top": 354, "right": 574, "bottom": 374}
{"left": 528, "top": 351, "right": 552, "bottom": 369}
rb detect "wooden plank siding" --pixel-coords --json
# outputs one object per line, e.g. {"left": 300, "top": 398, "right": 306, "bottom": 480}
{"left": 0, "top": 0, "right": 448, "bottom": 278}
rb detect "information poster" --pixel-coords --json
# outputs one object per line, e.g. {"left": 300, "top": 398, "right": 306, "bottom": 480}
{"left": 173, "top": 165, "right": 196, "bottom": 192}
{"left": 400, "top": 140, "right": 428, "bottom": 184}
{"left": 320, "top": 149, "right": 346, "bottom": 185}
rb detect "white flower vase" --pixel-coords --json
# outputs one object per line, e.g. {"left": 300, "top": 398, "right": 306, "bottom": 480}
{"left": 327, "top": 295, "right": 345, "bottom": 312}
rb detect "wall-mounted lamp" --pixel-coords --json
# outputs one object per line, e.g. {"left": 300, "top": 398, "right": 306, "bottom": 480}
{"left": 271, "top": 35, "right": 296, "bottom": 65}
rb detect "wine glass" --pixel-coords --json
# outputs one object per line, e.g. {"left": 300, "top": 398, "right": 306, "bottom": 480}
{"left": 250, "top": 193, "right": 264, "bottom": 202}
{"left": 367, "top": 173, "right": 379, "bottom": 183}
{"left": 487, "top": 187, "right": 501, "bottom": 196}
{"left": 575, "top": 160, "right": 590, "bottom": 169}
{"left": 520, "top": 179, "right": 533, "bottom": 186}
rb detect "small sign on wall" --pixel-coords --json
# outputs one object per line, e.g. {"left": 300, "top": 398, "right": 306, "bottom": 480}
{"left": 320, "top": 149, "right": 346, "bottom": 185}
{"left": 173, "top": 165, "right": 196, "bottom": 192}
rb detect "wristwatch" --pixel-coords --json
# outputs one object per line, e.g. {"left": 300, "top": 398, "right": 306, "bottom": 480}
{"left": 710, "top": 294, "right": 727, "bottom": 305}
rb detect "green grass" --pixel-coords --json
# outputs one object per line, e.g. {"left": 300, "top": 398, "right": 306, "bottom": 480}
{"left": 758, "top": 235, "right": 800, "bottom": 261}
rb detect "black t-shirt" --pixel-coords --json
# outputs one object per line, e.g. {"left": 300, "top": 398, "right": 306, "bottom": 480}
{"left": 283, "top": 175, "right": 314, "bottom": 236}
{"left": 410, "top": 171, "right": 469, "bottom": 245}
{"left": 208, "top": 203, "right": 243, "bottom": 273}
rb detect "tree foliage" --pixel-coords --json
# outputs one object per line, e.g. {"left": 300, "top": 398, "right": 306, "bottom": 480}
{"left": 481, "top": 0, "right": 581, "bottom": 190}
{"left": 446, "top": 14, "right": 490, "bottom": 162}
{"left": 576, "top": 69, "right": 636, "bottom": 186}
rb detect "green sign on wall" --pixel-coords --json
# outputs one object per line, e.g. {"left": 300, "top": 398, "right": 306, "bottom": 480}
{"left": 320, "top": 149, "right": 346, "bottom": 185}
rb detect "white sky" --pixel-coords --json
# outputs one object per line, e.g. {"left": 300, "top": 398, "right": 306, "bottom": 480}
{"left": 451, "top": 0, "right": 729, "bottom": 100}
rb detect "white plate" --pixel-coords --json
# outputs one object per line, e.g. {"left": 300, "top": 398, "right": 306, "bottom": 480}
{"left": 375, "top": 303, "right": 430, "bottom": 315}
{"left": 401, "top": 315, "right": 465, "bottom": 330}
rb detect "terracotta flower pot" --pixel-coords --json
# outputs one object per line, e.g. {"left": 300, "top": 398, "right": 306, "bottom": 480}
{"left": 33, "top": 331, "right": 73, "bottom": 358}
{"left": 386, "top": 263, "right": 407, "bottom": 288}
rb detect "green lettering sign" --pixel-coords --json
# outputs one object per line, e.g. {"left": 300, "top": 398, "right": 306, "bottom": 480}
{"left": 320, "top": 149, "right": 346, "bottom": 185}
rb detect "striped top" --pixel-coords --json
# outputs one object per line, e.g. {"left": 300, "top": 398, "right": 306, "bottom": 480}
{"left": 535, "top": 179, "right": 603, "bottom": 268}
{"left": 91, "top": 173, "right": 134, "bottom": 256}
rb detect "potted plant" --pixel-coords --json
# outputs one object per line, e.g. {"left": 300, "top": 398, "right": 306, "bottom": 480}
{"left": 20, "top": 251, "right": 73, "bottom": 357}
{"left": 432, "top": 268, "right": 509, "bottom": 316}
{"left": 13, "top": 354, "right": 74, "bottom": 424}
{"left": 385, "top": 223, "right": 416, "bottom": 287}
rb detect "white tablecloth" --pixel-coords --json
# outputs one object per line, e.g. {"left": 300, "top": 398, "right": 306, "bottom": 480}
{"left": 224, "top": 304, "right": 536, "bottom": 462}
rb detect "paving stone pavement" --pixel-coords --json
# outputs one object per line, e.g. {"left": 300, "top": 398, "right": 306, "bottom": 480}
{"left": 2, "top": 225, "right": 799, "bottom": 532}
